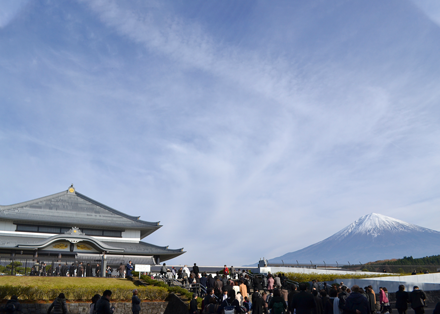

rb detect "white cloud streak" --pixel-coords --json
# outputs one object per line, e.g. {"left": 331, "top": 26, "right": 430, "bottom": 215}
{"left": 1, "top": 0, "right": 440, "bottom": 265}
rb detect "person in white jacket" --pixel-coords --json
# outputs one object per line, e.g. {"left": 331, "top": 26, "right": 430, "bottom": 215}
{"left": 182, "top": 265, "right": 190, "bottom": 277}
{"left": 330, "top": 289, "right": 341, "bottom": 314}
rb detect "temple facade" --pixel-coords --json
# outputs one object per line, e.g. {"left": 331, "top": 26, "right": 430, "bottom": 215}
{"left": 0, "top": 186, "right": 184, "bottom": 273}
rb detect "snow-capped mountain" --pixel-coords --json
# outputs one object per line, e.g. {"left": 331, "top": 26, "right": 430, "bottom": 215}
{"left": 269, "top": 213, "right": 440, "bottom": 264}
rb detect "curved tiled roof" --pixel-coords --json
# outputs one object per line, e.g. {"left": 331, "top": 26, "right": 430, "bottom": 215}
{"left": 16, "top": 232, "right": 125, "bottom": 253}
{"left": 0, "top": 188, "right": 161, "bottom": 238}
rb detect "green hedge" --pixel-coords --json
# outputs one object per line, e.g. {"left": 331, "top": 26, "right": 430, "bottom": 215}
{"left": 280, "top": 272, "right": 392, "bottom": 283}
{"left": 132, "top": 273, "right": 202, "bottom": 308}
{"left": 0, "top": 284, "right": 168, "bottom": 301}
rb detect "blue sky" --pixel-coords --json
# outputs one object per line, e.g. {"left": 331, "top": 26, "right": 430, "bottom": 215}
{"left": 1, "top": 0, "right": 440, "bottom": 266}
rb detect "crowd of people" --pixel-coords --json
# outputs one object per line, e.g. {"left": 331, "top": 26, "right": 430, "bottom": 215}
{"left": 28, "top": 260, "right": 135, "bottom": 278}
{"left": 174, "top": 266, "right": 436, "bottom": 314}
{"left": 0, "top": 289, "right": 140, "bottom": 314}
{"left": 1, "top": 262, "right": 439, "bottom": 314}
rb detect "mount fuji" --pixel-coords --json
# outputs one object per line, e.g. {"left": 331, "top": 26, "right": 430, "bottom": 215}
{"left": 269, "top": 213, "right": 440, "bottom": 264}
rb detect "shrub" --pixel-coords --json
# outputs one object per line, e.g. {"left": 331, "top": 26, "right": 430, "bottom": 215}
{"left": 0, "top": 284, "right": 168, "bottom": 301}
{"left": 280, "top": 272, "right": 392, "bottom": 283}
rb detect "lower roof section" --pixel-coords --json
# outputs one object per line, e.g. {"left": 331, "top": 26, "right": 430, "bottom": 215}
{"left": 0, "top": 231, "right": 185, "bottom": 263}
{"left": 102, "top": 241, "right": 185, "bottom": 262}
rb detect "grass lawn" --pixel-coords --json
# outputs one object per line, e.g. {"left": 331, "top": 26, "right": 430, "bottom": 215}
{"left": 0, "top": 277, "right": 170, "bottom": 301}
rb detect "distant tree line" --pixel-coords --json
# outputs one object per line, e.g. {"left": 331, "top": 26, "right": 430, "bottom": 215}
{"left": 381, "top": 255, "right": 440, "bottom": 266}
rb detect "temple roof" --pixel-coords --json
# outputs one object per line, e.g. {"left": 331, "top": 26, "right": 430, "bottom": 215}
{"left": 0, "top": 187, "right": 161, "bottom": 239}
{"left": 0, "top": 234, "right": 185, "bottom": 262}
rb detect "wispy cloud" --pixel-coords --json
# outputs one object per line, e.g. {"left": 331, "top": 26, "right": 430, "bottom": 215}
{"left": 1, "top": 0, "right": 440, "bottom": 265}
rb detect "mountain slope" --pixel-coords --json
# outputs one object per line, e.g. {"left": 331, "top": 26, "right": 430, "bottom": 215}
{"left": 269, "top": 213, "right": 440, "bottom": 264}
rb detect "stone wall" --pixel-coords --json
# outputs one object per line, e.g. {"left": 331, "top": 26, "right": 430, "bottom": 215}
{"left": 15, "top": 301, "right": 167, "bottom": 314}
{"left": 6, "top": 293, "right": 188, "bottom": 314}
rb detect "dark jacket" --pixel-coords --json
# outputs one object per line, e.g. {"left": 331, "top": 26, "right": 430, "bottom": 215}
{"left": 322, "top": 296, "right": 333, "bottom": 314}
{"left": 132, "top": 295, "right": 141, "bottom": 313}
{"left": 189, "top": 299, "right": 198, "bottom": 314}
{"left": 269, "top": 295, "right": 287, "bottom": 310}
{"left": 410, "top": 290, "right": 426, "bottom": 309}
{"left": 219, "top": 298, "right": 240, "bottom": 313}
{"left": 288, "top": 290, "right": 299, "bottom": 306}
{"left": 253, "top": 277, "right": 263, "bottom": 291}
{"left": 96, "top": 296, "right": 113, "bottom": 314}
{"left": 207, "top": 276, "right": 215, "bottom": 290}
{"left": 289, "top": 291, "right": 316, "bottom": 314}
{"left": 192, "top": 265, "right": 199, "bottom": 275}
{"left": 224, "top": 284, "right": 234, "bottom": 295}
{"left": 433, "top": 302, "right": 440, "bottom": 314}
{"left": 366, "top": 292, "right": 376, "bottom": 313}
{"left": 395, "top": 291, "right": 409, "bottom": 310}
{"left": 339, "top": 291, "right": 349, "bottom": 310}
{"left": 214, "top": 279, "right": 223, "bottom": 294}
{"left": 4, "top": 299, "right": 22, "bottom": 314}
{"left": 252, "top": 294, "right": 265, "bottom": 314}
{"left": 200, "top": 276, "right": 207, "bottom": 288}
{"left": 313, "top": 295, "right": 323, "bottom": 314}
{"left": 47, "top": 297, "right": 67, "bottom": 314}
{"left": 343, "top": 292, "right": 369, "bottom": 314}
{"left": 86, "top": 265, "right": 93, "bottom": 277}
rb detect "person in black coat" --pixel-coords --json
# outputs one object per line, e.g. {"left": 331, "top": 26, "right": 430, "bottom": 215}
{"left": 253, "top": 276, "right": 263, "bottom": 292}
{"left": 289, "top": 283, "right": 316, "bottom": 314}
{"left": 365, "top": 286, "right": 376, "bottom": 314}
{"left": 69, "top": 263, "right": 75, "bottom": 277}
{"left": 96, "top": 290, "right": 115, "bottom": 314}
{"left": 61, "top": 263, "right": 67, "bottom": 276}
{"left": 395, "top": 285, "right": 409, "bottom": 314}
{"left": 200, "top": 273, "right": 207, "bottom": 294}
{"left": 96, "top": 263, "right": 101, "bottom": 277}
{"left": 203, "top": 289, "right": 218, "bottom": 309}
{"left": 343, "top": 285, "right": 370, "bottom": 314}
{"left": 132, "top": 289, "right": 141, "bottom": 314}
{"left": 312, "top": 289, "right": 323, "bottom": 314}
{"left": 252, "top": 289, "right": 265, "bottom": 314}
{"left": 433, "top": 302, "right": 440, "bottom": 314}
{"left": 269, "top": 289, "right": 287, "bottom": 313}
{"left": 55, "top": 264, "right": 61, "bottom": 276}
{"left": 339, "top": 286, "right": 349, "bottom": 311}
{"left": 207, "top": 274, "right": 215, "bottom": 291}
{"left": 86, "top": 263, "right": 92, "bottom": 277}
{"left": 192, "top": 263, "right": 199, "bottom": 277}
{"left": 410, "top": 286, "right": 426, "bottom": 314}
{"left": 189, "top": 293, "right": 198, "bottom": 314}
{"left": 321, "top": 290, "right": 333, "bottom": 314}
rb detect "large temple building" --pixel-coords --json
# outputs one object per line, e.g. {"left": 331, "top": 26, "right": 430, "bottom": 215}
{"left": 0, "top": 186, "right": 184, "bottom": 273}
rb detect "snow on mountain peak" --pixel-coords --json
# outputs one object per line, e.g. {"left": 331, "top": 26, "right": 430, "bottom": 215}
{"left": 336, "top": 213, "right": 423, "bottom": 238}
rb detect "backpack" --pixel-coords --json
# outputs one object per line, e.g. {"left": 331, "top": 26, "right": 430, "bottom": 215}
{"left": 5, "top": 303, "right": 16, "bottom": 313}
{"left": 273, "top": 301, "right": 285, "bottom": 314}
{"left": 223, "top": 300, "right": 235, "bottom": 314}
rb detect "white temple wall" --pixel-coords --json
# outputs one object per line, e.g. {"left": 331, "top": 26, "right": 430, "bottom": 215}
{"left": 0, "top": 220, "right": 16, "bottom": 232}
{"left": 122, "top": 229, "right": 140, "bottom": 239}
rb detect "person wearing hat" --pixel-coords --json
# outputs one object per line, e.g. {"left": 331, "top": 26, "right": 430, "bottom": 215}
{"left": 189, "top": 293, "right": 198, "bottom": 314}
{"left": 132, "top": 289, "right": 141, "bottom": 314}
{"left": 47, "top": 293, "right": 67, "bottom": 314}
